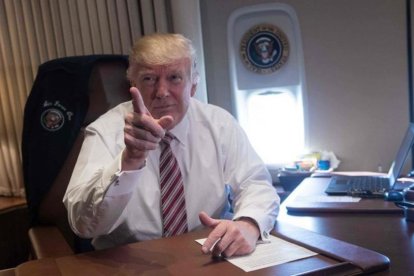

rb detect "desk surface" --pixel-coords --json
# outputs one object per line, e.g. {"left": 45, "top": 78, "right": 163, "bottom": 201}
{"left": 15, "top": 226, "right": 370, "bottom": 276}
{"left": 14, "top": 177, "right": 407, "bottom": 275}
{"left": 278, "top": 177, "right": 414, "bottom": 275}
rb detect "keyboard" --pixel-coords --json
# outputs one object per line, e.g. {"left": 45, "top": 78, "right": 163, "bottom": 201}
{"left": 326, "top": 175, "right": 392, "bottom": 197}
{"left": 347, "top": 176, "right": 390, "bottom": 197}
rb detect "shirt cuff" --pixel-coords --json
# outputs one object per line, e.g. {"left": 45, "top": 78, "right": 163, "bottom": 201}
{"left": 104, "top": 170, "right": 140, "bottom": 197}
{"left": 233, "top": 216, "right": 271, "bottom": 244}
{"left": 103, "top": 152, "right": 146, "bottom": 197}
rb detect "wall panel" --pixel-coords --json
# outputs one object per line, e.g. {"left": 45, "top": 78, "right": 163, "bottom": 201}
{"left": 0, "top": 0, "right": 170, "bottom": 196}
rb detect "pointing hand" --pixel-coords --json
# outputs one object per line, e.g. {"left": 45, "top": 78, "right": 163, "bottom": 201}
{"left": 122, "top": 87, "right": 173, "bottom": 170}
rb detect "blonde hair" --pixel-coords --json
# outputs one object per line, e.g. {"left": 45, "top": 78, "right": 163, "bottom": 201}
{"left": 127, "top": 33, "right": 199, "bottom": 84}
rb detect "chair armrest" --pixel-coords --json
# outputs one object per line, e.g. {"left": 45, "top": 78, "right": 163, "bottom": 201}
{"left": 0, "top": 268, "right": 16, "bottom": 276}
{"left": 28, "top": 226, "right": 74, "bottom": 259}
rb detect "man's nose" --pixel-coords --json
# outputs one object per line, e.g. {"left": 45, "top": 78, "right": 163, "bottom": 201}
{"left": 155, "top": 79, "right": 169, "bottom": 98}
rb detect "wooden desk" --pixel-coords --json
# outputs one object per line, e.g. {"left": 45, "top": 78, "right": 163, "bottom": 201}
{"left": 14, "top": 227, "right": 351, "bottom": 276}
{"left": 14, "top": 179, "right": 395, "bottom": 275}
{"left": 15, "top": 225, "right": 390, "bottom": 274}
{"left": 278, "top": 177, "right": 414, "bottom": 275}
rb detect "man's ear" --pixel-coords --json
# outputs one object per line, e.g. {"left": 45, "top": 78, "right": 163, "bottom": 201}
{"left": 190, "top": 83, "right": 197, "bottom": 97}
{"left": 190, "top": 70, "right": 199, "bottom": 97}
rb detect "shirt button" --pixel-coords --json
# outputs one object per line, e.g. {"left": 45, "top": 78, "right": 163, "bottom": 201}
{"left": 263, "top": 231, "right": 269, "bottom": 238}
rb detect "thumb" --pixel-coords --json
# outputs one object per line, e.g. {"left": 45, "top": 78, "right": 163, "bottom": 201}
{"left": 199, "top": 211, "right": 220, "bottom": 228}
{"left": 157, "top": 115, "right": 174, "bottom": 130}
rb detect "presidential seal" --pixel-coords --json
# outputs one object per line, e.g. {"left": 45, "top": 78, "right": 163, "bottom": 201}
{"left": 41, "top": 108, "right": 65, "bottom": 131}
{"left": 40, "top": 100, "right": 74, "bottom": 132}
{"left": 240, "top": 24, "right": 289, "bottom": 74}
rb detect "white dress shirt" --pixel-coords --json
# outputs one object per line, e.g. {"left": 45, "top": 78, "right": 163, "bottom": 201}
{"left": 64, "top": 98, "right": 280, "bottom": 249}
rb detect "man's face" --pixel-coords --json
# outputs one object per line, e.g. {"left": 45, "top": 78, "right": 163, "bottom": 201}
{"left": 131, "top": 58, "right": 196, "bottom": 129}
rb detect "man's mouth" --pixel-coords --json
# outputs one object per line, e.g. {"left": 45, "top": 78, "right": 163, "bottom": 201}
{"left": 154, "top": 104, "right": 174, "bottom": 110}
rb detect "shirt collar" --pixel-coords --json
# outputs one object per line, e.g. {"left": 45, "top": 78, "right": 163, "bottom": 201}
{"left": 168, "top": 101, "right": 191, "bottom": 146}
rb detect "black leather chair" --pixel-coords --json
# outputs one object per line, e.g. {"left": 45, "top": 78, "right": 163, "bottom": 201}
{"left": 22, "top": 55, "right": 131, "bottom": 258}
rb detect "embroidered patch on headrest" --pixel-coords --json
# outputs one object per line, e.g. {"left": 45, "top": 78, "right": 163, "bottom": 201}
{"left": 40, "top": 101, "right": 73, "bottom": 131}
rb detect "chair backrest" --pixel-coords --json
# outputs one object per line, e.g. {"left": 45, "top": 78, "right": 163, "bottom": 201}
{"left": 22, "top": 55, "right": 131, "bottom": 252}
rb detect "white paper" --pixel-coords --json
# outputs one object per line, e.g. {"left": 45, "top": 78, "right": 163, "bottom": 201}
{"left": 196, "top": 235, "right": 318, "bottom": 272}
{"left": 294, "top": 195, "right": 361, "bottom": 203}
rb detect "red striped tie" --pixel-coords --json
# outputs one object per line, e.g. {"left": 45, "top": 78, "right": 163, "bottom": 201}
{"left": 160, "top": 133, "right": 188, "bottom": 237}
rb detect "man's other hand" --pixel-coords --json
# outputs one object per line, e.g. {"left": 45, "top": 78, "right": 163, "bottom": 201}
{"left": 199, "top": 211, "right": 260, "bottom": 258}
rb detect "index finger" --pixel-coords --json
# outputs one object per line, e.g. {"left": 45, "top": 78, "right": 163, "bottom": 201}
{"left": 130, "top": 87, "right": 150, "bottom": 115}
{"left": 202, "top": 223, "right": 227, "bottom": 254}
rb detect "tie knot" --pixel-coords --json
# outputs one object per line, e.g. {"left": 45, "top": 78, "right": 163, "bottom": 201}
{"left": 162, "top": 132, "right": 174, "bottom": 145}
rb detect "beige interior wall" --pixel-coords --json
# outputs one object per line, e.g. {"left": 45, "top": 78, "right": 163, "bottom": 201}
{"left": 0, "top": 0, "right": 171, "bottom": 196}
{"left": 200, "top": 0, "right": 409, "bottom": 172}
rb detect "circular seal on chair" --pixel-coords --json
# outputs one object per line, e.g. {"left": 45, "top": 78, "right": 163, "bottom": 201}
{"left": 40, "top": 108, "right": 65, "bottom": 131}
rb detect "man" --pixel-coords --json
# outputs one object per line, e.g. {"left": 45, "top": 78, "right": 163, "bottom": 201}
{"left": 64, "top": 33, "right": 279, "bottom": 257}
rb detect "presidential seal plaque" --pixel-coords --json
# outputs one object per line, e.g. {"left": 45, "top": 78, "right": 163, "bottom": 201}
{"left": 240, "top": 24, "right": 289, "bottom": 74}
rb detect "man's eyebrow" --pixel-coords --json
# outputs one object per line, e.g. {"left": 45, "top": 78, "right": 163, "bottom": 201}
{"left": 137, "top": 70, "right": 155, "bottom": 77}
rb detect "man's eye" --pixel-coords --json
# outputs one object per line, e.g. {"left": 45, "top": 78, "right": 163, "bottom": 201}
{"left": 142, "top": 76, "right": 156, "bottom": 85}
{"left": 169, "top": 75, "right": 183, "bottom": 83}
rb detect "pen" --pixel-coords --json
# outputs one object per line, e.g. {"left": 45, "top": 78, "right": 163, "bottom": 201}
{"left": 209, "top": 237, "right": 221, "bottom": 252}
{"left": 204, "top": 237, "right": 224, "bottom": 259}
